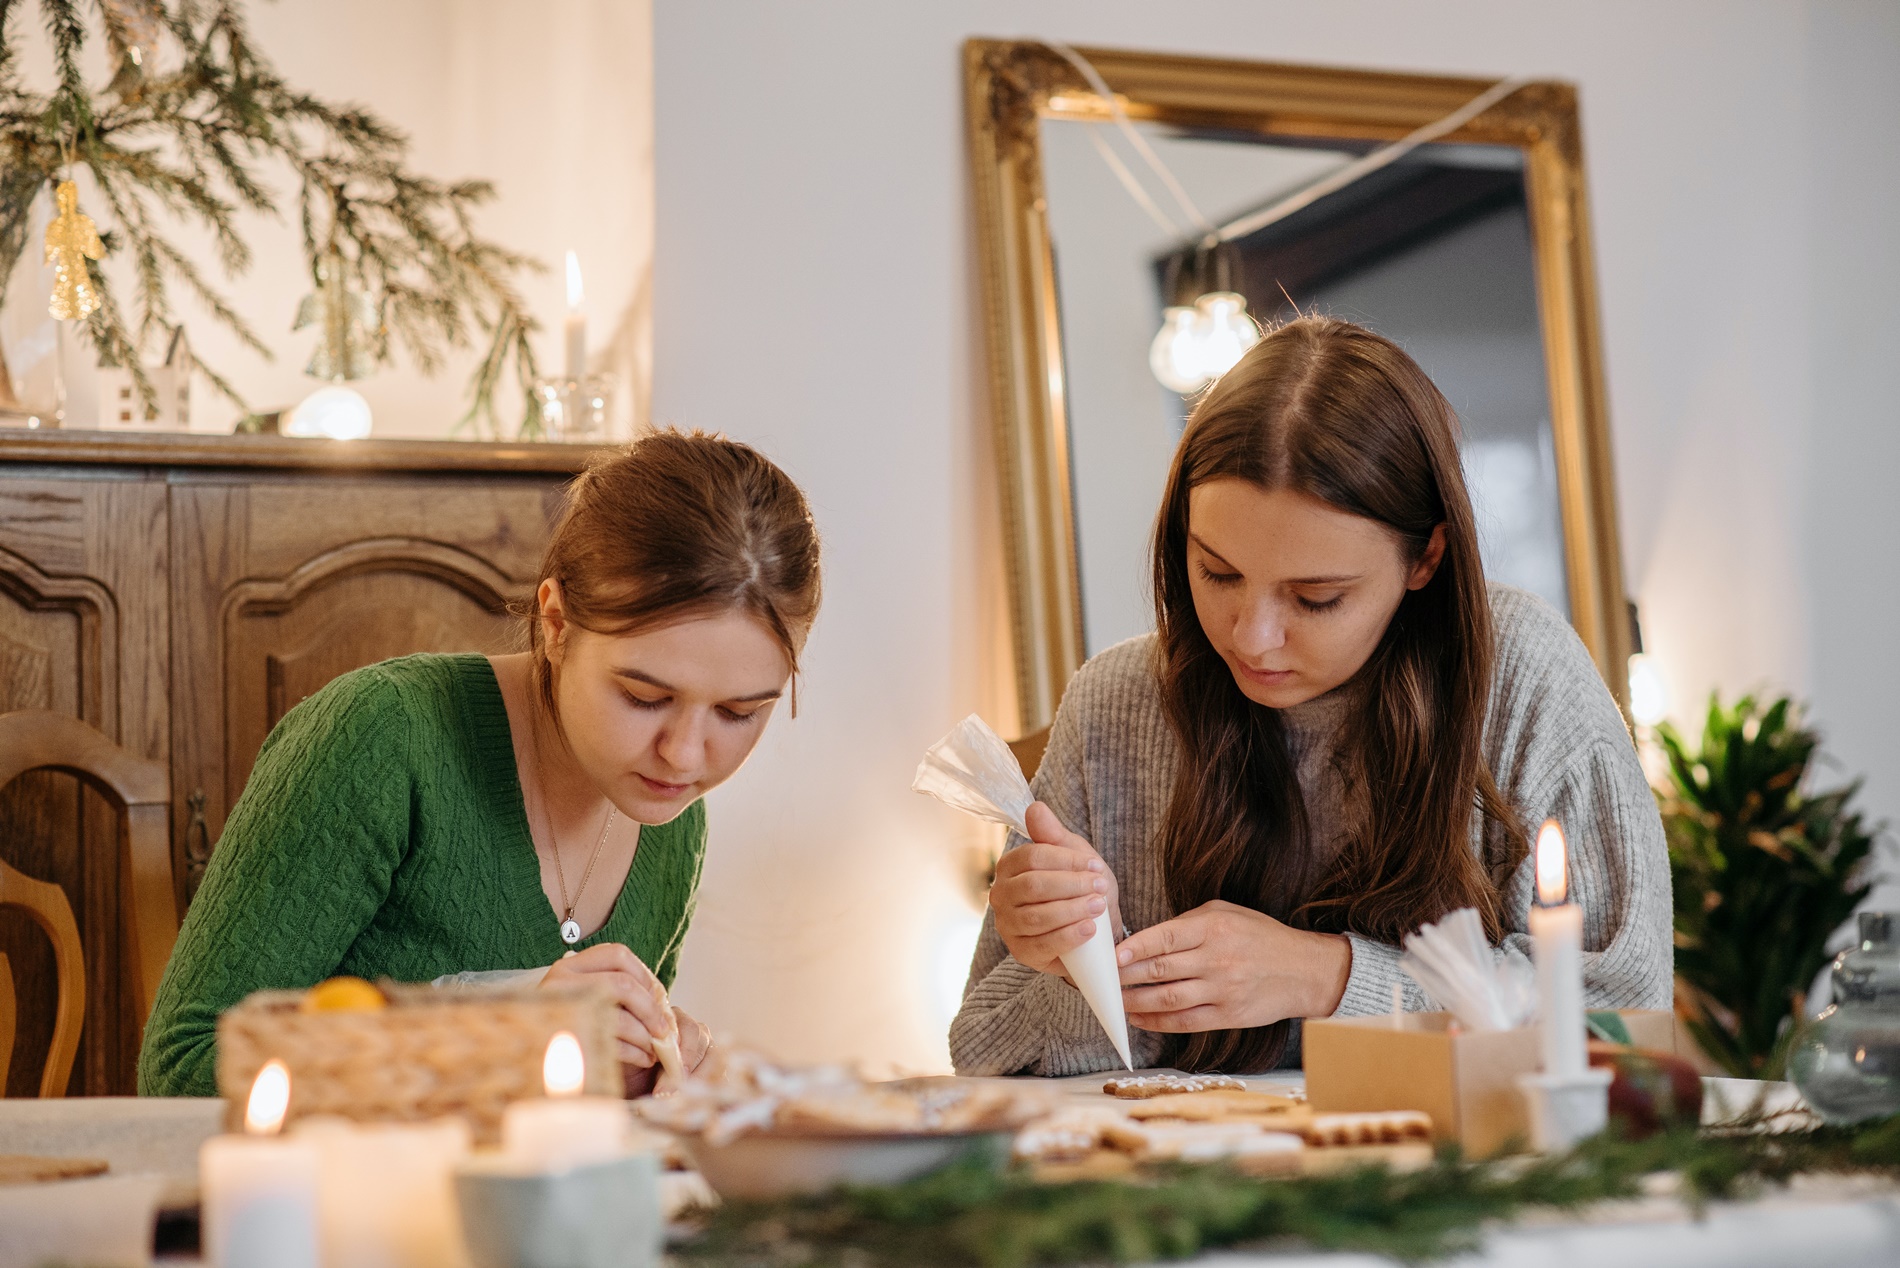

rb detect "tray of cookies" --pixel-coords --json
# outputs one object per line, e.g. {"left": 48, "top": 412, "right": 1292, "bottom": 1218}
{"left": 1012, "top": 1076, "right": 1435, "bottom": 1180}
{"left": 636, "top": 1050, "right": 1050, "bottom": 1199}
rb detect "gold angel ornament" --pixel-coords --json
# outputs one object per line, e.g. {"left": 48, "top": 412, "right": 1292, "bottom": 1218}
{"left": 45, "top": 180, "right": 105, "bottom": 321}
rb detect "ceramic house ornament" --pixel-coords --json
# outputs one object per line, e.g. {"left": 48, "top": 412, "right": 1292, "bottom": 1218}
{"left": 96, "top": 326, "right": 192, "bottom": 430}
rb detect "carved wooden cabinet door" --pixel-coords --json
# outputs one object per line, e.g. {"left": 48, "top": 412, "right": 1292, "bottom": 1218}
{"left": 169, "top": 473, "right": 564, "bottom": 872}
{"left": 0, "top": 475, "right": 169, "bottom": 1096}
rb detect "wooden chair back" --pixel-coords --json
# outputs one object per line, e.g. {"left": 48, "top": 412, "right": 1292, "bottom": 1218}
{"left": 0, "top": 710, "right": 177, "bottom": 1097}
{"left": 1009, "top": 726, "right": 1051, "bottom": 784}
{"left": 0, "top": 863, "right": 86, "bottom": 1097}
{"left": 0, "top": 951, "right": 14, "bottom": 1093}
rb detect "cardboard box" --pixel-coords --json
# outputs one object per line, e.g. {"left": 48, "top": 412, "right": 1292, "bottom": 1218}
{"left": 1304, "top": 1012, "right": 1539, "bottom": 1157}
{"left": 1303, "top": 1009, "right": 1691, "bottom": 1157}
{"left": 1617, "top": 1008, "right": 1679, "bottom": 1055}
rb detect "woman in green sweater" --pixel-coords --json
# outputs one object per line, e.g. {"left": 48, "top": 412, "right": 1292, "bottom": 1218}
{"left": 139, "top": 430, "right": 822, "bottom": 1097}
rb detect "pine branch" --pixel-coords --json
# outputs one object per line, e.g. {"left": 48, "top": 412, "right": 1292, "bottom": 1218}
{"left": 677, "top": 1118, "right": 1900, "bottom": 1266}
{"left": 0, "top": 0, "right": 551, "bottom": 433}
{"left": 38, "top": 0, "right": 89, "bottom": 135}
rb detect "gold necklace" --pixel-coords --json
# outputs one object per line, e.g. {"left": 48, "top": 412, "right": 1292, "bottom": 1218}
{"left": 547, "top": 801, "right": 616, "bottom": 945}
{"left": 532, "top": 718, "right": 617, "bottom": 945}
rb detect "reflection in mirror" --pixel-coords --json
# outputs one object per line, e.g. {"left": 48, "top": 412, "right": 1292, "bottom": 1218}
{"left": 1042, "top": 119, "right": 1566, "bottom": 656}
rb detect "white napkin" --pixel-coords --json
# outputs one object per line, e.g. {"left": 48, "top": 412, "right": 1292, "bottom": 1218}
{"left": 913, "top": 715, "right": 1133, "bottom": 1068}
{"left": 1399, "top": 907, "right": 1535, "bottom": 1031}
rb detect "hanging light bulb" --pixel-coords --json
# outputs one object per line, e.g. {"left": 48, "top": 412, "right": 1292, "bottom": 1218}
{"left": 1192, "top": 292, "right": 1261, "bottom": 380}
{"left": 1149, "top": 306, "right": 1209, "bottom": 393}
{"left": 1148, "top": 293, "right": 1262, "bottom": 395}
{"left": 1149, "top": 236, "right": 1262, "bottom": 395}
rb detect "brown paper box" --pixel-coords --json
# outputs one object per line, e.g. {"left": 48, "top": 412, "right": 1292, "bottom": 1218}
{"left": 1303, "top": 1008, "right": 1691, "bottom": 1157}
{"left": 1617, "top": 1008, "right": 1679, "bottom": 1054}
{"left": 1304, "top": 1013, "right": 1540, "bottom": 1157}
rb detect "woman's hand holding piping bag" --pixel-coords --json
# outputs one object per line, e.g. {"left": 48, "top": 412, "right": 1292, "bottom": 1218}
{"left": 1116, "top": 900, "right": 1353, "bottom": 1032}
{"left": 990, "top": 802, "right": 1123, "bottom": 976}
{"left": 540, "top": 942, "right": 711, "bottom": 1095}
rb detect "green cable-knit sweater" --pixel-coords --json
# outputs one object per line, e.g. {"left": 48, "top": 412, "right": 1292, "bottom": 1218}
{"left": 137, "top": 653, "right": 707, "bottom": 1098}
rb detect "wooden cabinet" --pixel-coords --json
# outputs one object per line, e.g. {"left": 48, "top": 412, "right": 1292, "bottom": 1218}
{"left": 0, "top": 432, "right": 593, "bottom": 1095}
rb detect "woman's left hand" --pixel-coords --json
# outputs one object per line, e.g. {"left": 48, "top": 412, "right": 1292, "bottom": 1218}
{"left": 1116, "top": 900, "right": 1353, "bottom": 1032}
{"left": 621, "top": 1004, "right": 714, "bottom": 1098}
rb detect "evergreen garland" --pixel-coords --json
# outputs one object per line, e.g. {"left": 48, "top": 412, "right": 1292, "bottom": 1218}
{"left": 676, "top": 1116, "right": 1900, "bottom": 1266}
{"left": 0, "top": 0, "right": 545, "bottom": 437}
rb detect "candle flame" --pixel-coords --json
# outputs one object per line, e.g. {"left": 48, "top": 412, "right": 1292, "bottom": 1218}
{"left": 1535, "top": 819, "right": 1568, "bottom": 906}
{"left": 245, "top": 1059, "right": 291, "bottom": 1135}
{"left": 565, "top": 250, "right": 584, "bottom": 310}
{"left": 543, "top": 1031, "right": 585, "bottom": 1097}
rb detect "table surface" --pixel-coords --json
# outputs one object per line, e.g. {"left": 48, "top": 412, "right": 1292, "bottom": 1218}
{"left": 2, "top": 1075, "right": 1894, "bottom": 1268}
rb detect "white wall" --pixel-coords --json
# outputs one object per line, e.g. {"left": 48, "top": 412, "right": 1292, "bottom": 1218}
{"left": 1801, "top": 0, "right": 1900, "bottom": 910}
{"left": 654, "top": 0, "right": 1897, "bottom": 1072}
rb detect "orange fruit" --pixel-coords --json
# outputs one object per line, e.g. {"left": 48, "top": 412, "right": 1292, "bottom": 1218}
{"left": 301, "top": 976, "right": 387, "bottom": 1013}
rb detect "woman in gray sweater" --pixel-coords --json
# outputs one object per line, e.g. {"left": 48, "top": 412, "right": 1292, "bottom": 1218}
{"left": 951, "top": 316, "right": 1671, "bottom": 1076}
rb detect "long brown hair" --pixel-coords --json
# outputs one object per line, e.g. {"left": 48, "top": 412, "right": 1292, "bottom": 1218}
{"left": 1151, "top": 316, "right": 1526, "bottom": 1072}
{"left": 525, "top": 429, "right": 822, "bottom": 717}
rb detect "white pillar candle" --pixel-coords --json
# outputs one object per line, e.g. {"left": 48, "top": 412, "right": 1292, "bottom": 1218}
{"left": 296, "top": 1118, "right": 472, "bottom": 1268}
{"left": 200, "top": 1061, "right": 321, "bottom": 1268}
{"left": 501, "top": 1030, "right": 630, "bottom": 1171}
{"left": 563, "top": 250, "right": 586, "bottom": 379}
{"left": 1529, "top": 819, "right": 1588, "bottom": 1079}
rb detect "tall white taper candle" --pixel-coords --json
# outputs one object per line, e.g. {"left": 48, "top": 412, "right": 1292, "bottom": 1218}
{"left": 1528, "top": 819, "right": 1587, "bottom": 1078}
{"left": 563, "top": 250, "right": 586, "bottom": 380}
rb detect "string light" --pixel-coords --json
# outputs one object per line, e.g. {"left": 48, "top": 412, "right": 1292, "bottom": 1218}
{"left": 1048, "top": 41, "right": 1522, "bottom": 403}
{"left": 1148, "top": 290, "right": 1262, "bottom": 395}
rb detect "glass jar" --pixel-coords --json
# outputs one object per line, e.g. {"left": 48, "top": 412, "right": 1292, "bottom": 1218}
{"left": 1790, "top": 912, "right": 1900, "bottom": 1123}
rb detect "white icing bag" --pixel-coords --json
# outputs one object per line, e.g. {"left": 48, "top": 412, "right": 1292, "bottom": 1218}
{"left": 912, "top": 714, "right": 1133, "bottom": 1068}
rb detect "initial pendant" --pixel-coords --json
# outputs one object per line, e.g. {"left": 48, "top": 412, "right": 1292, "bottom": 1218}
{"left": 560, "top": 919, "right": 582, "bottom": 945}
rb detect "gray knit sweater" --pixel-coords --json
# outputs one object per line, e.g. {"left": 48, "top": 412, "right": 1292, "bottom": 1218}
{"left": 949, "top": 584, "right": 1673, "bottom": 1076}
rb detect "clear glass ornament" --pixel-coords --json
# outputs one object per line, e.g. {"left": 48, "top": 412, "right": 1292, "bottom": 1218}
{"left": 293, "top": 249, "right": 385, "bottom": 381}
{"left": 530, "top": 373, "right": 616, "bottom": 443}
{"left": 1790, "top": 912, "right": 1900, "bottom": 1123}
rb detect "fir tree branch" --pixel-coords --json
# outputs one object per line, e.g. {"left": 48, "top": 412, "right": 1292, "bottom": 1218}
{"left": 1, "top": 0, "right": 550, "bottom": 432}
{"left": 37, "top": 0, "right": 90, "bottom": 136}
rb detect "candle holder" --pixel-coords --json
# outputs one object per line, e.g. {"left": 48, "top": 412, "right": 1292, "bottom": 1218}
{"left": 454, "top": 1150, "right": 663, "bottom": 1268}
{"left": 530, "top": 374, "right": 616, "bottom": 444}
{"left": 1516, "top": 1068, "right": 1613, "bottom": 1152}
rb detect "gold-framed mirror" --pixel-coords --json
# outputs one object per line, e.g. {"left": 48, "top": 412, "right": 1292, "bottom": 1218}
{"left": 965, "top": 39, "right": 1629, "bottom": 738}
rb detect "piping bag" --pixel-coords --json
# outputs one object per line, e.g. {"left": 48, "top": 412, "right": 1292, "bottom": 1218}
{"left": 912, "top": 714, "right": 1133, "bottom": 1068}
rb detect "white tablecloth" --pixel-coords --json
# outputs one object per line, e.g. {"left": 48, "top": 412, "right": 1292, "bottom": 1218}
{"left": 3, "top": 1079, "right": 1897, "bottom": 1266}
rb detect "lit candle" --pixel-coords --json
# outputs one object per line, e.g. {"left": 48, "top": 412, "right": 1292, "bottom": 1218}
{"left": 199, "top": 1060, "right": 321, "bottom": 1268}
{"left": 500, "top": 1031, "right": 630, "bottom": 1171}
{"left": 297, "top": 1117, "right": 471, "bottom": 1268}
{"left": 1528, "top": 819, "right": 1587, "bottom": 1078}
{"left": 563, "top": 250, "right": 586, "bottom": 380}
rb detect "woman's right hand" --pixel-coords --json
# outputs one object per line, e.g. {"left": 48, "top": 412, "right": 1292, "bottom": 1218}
{"left": 990, "top": 801, "right": 1121, "bottom": 974}
{"left": 539, "top": 942, "right": 676, "bottom": 1074}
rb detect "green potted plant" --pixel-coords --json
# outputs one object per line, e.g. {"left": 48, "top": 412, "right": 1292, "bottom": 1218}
{"left": 1658, "top": 694, "right": 1881, "bottom": 1077}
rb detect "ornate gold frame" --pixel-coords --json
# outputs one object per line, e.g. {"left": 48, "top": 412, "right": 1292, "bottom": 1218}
{"left": 965, "top": 39, "right": 1630, "bottom": 736}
